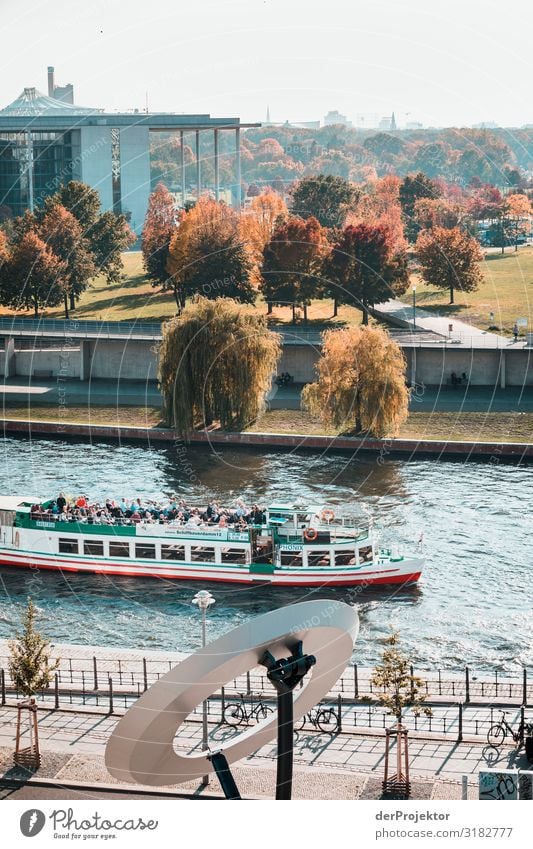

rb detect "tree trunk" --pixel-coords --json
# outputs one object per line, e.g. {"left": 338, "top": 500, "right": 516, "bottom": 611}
{"left": 303, "top": 304, "right": 308, "bottom": 324}
{"left": 292, "top": 303, "right": 296, "bottom": 324}
{"left": 69, "top": 292, "right": 76, "bottom": 311}
{"left": 63, "top": 293, "right": 69, "bottom": 320}
{"left": 33, "top": 297, "right": 39, "bottom": 317}
{"left": 333, "top": 298, "right": 338, "bottom": 317}
{"left": 267, "top": 301, "right": 273, "bottom": 315}
{"left": 362, "top": 305, "right": 369, "bottom": 325}
{"left": 449, "top": 283, "right": 454, "bottom": 305}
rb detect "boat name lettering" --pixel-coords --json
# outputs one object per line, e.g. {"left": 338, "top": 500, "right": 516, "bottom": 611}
{"left": 280, "top": 544, "right": 303, "bottom": 551}
{"left": 36, "top": 521, "right": 55, "bottom": 529}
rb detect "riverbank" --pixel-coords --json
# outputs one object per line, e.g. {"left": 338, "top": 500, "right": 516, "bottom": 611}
{"left": 1, "top": 415, "right": 530, "bottom": 459}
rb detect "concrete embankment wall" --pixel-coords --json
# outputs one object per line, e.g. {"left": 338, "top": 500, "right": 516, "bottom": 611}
{"left": 1, "top": 418, "right": 530, "bottom": 460}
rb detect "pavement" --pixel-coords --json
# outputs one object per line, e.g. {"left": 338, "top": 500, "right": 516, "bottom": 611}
{"left": 0, "top": 377, "right": 162, "bottom": 407}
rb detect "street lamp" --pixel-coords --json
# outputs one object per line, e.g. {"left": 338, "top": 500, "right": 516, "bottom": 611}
{"left": 412, "top": 284, "right": 417, "bottom": 329}
{"left": 192, "top": 590, "right": 215, "bottom": 786}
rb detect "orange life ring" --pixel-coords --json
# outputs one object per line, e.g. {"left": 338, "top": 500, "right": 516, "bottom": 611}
{"left": 304, "top": 527, "right": 318, "bottom": 542}
{"left": 321, "top": 509, "right": 335, "bottom": 523}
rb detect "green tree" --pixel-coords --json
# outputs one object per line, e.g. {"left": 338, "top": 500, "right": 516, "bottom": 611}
{"left": 260, "top": 215, "right": 327, "bottom": 321}
{"left": 290, "top": 174, "right": 359, "bottom": 227}
{"left": 0, "top": 230, "right": 65, "bottom": 316}
{"left": 324, "top": 223, "right": 409, "bottom": 324}
{"left": 39, "top": 204, "right": 96, "bottom": 317}
{"left": 399, "top": 172, "right": 440, "bottom": 242}
{"left": 302, "top": 324, "right": 409, "bottom": 437}
{"left": 142, "top": 183, "right": 176, "bottom": 287}
{"left": 8, "top": 598, "right": 59, "bottom": 697}
{"left": 159, "top": 297, "right": 282, "bottom": 436}
{"left": 415, "top": 226, "right": 484, "bottom": 304}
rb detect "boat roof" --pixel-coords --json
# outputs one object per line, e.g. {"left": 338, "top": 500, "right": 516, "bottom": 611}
{"left": 0, "top": 496, "right": 36, "bottom": 511}
{"left": 268, "top": 503, "right": 322, "bottom": 513}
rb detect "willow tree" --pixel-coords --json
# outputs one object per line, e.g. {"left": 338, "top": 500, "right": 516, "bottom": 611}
{"left": 159, "top": 297, "right": 282, "bottom": 436}
{"left": 302, "top": 325, "right": 408, "bottom": 437}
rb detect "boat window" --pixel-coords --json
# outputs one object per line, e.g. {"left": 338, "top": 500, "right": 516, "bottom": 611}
{"left": 335, "top": 550, "right": 357, "bottom": 566}
{"left": 109, "top": 542, "right": 130, "bottom": 558}
{"left": 221, "top": 547, "right": 247, "bottom": 564}
{"left": 358, "top": 546, "right": 373, "bottom": 563}
{"left": 190, "top": 546, "right": 215, "bottom": 562}
{"left": 307, "top": 550, "right": 331, "bottom": 567}
{"left": 280, "top": 551, "right": 303, "bottom": 567}
{"left": 84, "top": 541, "right": 104, "bottom": 556}
{"left": 58, "top": 538, "right": 79, "bottom": 554}
{"left": 161, "top": 544, "right": 185, "bottom": 561}
{"left": 135, "top": 543, "right": 156, "bottom": 559}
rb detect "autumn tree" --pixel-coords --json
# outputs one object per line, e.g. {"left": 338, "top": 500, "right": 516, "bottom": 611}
{"left": 166, "top": 198, "right": 255, "bottom": 311}
{"left": 8, "top": 598, "right": 59, "bottom": 697}
{"left": 415, "top": 226, "right": 484, "bottom": 304}
{"left": 239, "top": 189, "right": 288, "bottom": 284}
{"left": 290, "top": 174, "right": 359, "bottom": 227}
{"left": 302, "top": 325, "right": 409, "bottom": 437}
{"left": 503, "top": 193, "right": 531, "bottom": 252}
{"left": 39, "top": 204, "right": 96, "bottom": 317}
{"left": 0, "top": 230, "right": 65, "bottom": 316}
{"left": 142, "top": 183, "right": 176, "bottom": 287}
{"left": 260, "top": 215, "right": 327, "bottom": 321}
{"left": 399, "top": 172, "right": 440, "bottom": 242}
{"left": 324, "top": 223, "right": 409, "bottom": 324}
{"left": 413, "top": 197, "right": 469, "bottom": 232}
{"left": 49, "top": 181, "right": 135, "bottom": 283}
{"left": 159, "top": 297, "right": 282, "bottom": 436}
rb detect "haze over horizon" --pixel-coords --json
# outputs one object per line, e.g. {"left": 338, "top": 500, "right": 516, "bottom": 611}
{"left": 1, "top": 0, "right": 532, "bottom": 128}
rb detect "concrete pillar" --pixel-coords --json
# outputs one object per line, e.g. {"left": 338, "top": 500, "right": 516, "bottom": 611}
{"left": 80, "top": 341, "right": 91, "bottom": 381}
{"left": 180, "top": 130, "right": 185, "bottom": 207}
{"left": 214, "top": 129, "right": 220, "bottom": 201}
{"left": 3, "top": 337, "right": 15, "bottom": 378}
{"left": 500, "top": 350, "right": 506, "bottom": 389}
{"left": 195, "top": 130, "right": 201, "bottom": 200}
{"left": 410, "top": 347, "right": 417, "bottom": 387}
{"left": 234, "top": 127, "right": 241, "bottom": 210}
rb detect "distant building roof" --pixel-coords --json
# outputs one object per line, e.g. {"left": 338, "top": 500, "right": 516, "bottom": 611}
{"left": 0, "top": 87, "right": 100, "bottom": 117}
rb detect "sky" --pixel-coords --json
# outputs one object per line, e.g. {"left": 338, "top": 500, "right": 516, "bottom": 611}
{"left": 1, "top": 0, "right": 532, "bottom": 127}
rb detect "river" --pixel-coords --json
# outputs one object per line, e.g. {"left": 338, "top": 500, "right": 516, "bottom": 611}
{"left": 0, "top": 436, "right": 531, "bottom": 671}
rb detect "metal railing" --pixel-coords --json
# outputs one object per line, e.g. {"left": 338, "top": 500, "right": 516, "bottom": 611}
{"left": 0, "top": 317, "right": 163, "bottom": 340}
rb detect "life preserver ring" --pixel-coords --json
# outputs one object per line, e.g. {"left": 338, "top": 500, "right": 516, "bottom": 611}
{"left": 304, "top": 527, "right": 318, "bottom": 542}
{"left": 321, "top": 509, "right": 335, "bottom": 523}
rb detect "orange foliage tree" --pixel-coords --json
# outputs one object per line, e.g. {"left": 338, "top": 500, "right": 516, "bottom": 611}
{"left": 142, "top": 183, "right": 177, "bottom": 287}
{"left": 239, "top": 189, "right": 287, "bottom": 284}
{"left": 415, "top": 226, "right": 484, "bottom": 304}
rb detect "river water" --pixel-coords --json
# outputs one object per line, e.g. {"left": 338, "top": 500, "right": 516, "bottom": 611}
{"left": 0, "top": 436, "right": 531, "bottom": 671}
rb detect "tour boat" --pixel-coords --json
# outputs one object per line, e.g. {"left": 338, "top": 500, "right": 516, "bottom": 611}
{"left": 0, "top": 496, "right": 423, "bottom": 587}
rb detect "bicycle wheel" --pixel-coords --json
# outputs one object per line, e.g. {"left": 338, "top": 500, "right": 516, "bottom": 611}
{"left": 296, "top": 714, "right": 308, "bottom": 732}
{"left": 224, "top": 703, "right": 245, "bottom": 727}
{"left": 317, "top": 708, "right": 339, "bottom": 734}
{"left": 253, "top": 703, "right": 274, "bottom": 723}
{"left": 487, "top": 723, "right": 506, "bottom": 747}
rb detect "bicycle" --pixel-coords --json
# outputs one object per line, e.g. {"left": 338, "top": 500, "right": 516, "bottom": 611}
{"left": 296, "top": 705, "right": 339, "bottom": 734}
{"left": 223, "top": 692, "right": 274, "bottom": 727}
{"left": 486, "top": 710, "right": 533, "bottom": 748}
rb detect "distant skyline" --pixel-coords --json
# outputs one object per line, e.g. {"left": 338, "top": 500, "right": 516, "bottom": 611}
{"left": 1, "top": 0, "right": 532, "bottom": 127}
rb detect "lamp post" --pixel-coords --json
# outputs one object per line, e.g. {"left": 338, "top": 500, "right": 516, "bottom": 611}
{"left": 412, "top": 285, "right": 417, "bottom": 329}
{"left": 192, "top": 590, "right": 215, "bottom": 786}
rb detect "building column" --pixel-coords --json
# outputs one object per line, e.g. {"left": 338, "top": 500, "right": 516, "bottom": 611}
{"left": 234, "top": 127, "right": 241, "bottom": 210}
{"left": 500, "top": 350, "right": 506, "bottom": 389}
{"left": 3, "top": 337, "right": 16, "bottom": 378}
{"left": 214, "top": 129, "right": 220, "bottom": 201}
{"left": 180, "top": 130, "right": 185, "bottom": 207}
{"left": 80, "top": 340, "right": 91, "bottom": 381}
{"left": 195, "top": 130, "right": 201, "bottom": 200}
{"left": 410, "top": 347, "right": 417, "bottom": 387}
{"left": 25, "top": 131, "right": 34, "bottom": 212}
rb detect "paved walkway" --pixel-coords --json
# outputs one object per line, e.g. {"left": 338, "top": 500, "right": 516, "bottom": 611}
{"left": 374, "top": 299, "right": 529, "bottom": 349}
{"left": 0, "top": 377, "right": 162, "bottom": 407}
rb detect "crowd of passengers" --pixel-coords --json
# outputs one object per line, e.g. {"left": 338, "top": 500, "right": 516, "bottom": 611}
{"left": 30, "top": 494, "right": 267, "bottom": 530}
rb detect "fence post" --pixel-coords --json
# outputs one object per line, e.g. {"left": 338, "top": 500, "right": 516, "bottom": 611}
{"left": 465, "top": 667, "right": 470, "bottom": 704}
{"left": 520, "top": 706, "right": 525, "bottom": 744}
{"left": 410, "top": 665, "right": 415, "bottom": 701}
{"left": 246, "top": 671, "right": 251, "bottom": 695}
{"left": 54, "top": 673, "right": 59, "bottom": 710}
{"left": 337, "top": 694, "right": 342, "bottom": 734}
{"left": 457, "top": 703, "right": 463, "bottom": 743}
{"left": 221, "top": 686, "right": 225, "bottom": 723}
{"left": 0, "top": 669, "right": 5, "bottom": 706}
{"left": 108, "top": 677, "right": 114, "bottom": 715}
{"left": 143, "top": 658, "right": 148, "bottom": 692}
{"left": 353, "top": 663, "right": 358, "bottom": 698}
{"left": 523, "top": 669, "right": 527, "bottom": 706}
{"left": 93, "top": 656, "right": 98, "bottom": 691}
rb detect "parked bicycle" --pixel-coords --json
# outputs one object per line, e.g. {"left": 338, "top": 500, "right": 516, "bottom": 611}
{"left": 487, "top": 710, "right": 533, "bottom": 748}
{"left": 296, "top": 705, "right": 339, "bottom": 734}
{"left": 223, "top": 692, "right": 274, "bottom": 727}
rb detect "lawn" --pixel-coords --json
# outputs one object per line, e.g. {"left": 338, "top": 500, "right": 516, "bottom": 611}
{"left": 400, "top": 246, "right": 533, "bottom": 334}
{"left": 1, "top": 404, "right": 163, "bottom": 427}
{"left": 0, "top": 250, "right": 363, "bottom": 326}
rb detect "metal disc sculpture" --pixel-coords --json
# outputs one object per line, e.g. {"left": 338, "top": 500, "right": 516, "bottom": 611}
{"left": 105, "top": 600, "right": 358, "bottom": 799}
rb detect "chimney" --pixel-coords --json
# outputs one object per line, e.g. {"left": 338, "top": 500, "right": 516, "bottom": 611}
{"left": 47, "top": 66, "right": 55, "bottom": 97}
